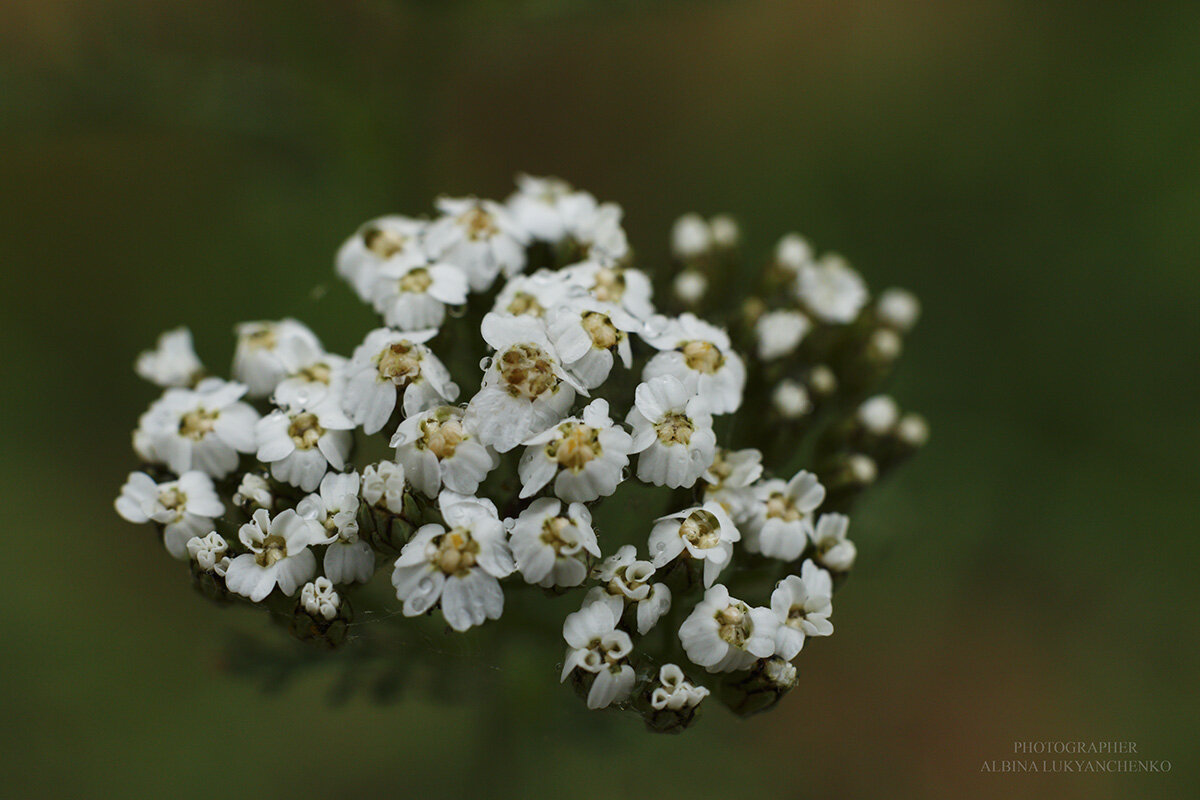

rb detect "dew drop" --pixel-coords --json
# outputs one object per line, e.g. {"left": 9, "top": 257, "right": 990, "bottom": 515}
{"left": 448, "top": 304, "right": 467, "bottom": 319}
{"left": 479, "top": 357, "right": 493, "bottom": 370}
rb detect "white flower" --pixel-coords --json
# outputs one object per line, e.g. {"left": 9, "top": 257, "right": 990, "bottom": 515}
{"left": 558, "top": 196, "right": 629, "bottom": 262}
{"left": 772, "top": 379, "right": 811, "bottom": 420}
{"left": 876, "top": 287, "right": 921, "bottom": 332}
{"left": 134, "top": 378, "right": 259, "bottom": 478}
{"left": 232, "top": 319, "right": 324, "bottom": 399}
{"left": 518, "top": 399, "right": 633, "bottom": 502}
{"left": 361, "top": 460, "right": 408, "bottom": 514}
{"left": 809, "top": 512, "right": 856, "bottom": 572}
{"left": 546, "top": 297, "right": 640, "bottom": 389}
{"left": 642, "top": 313, "right": 745, "bottom": 414}
{"left": 508, "top": 498, "right": 599, "bottom": 588}
{"left": 774, "top": 233, "right": 813, "bottom": 274}
{"left": 679, "top": 584, "right": 777, "bottom": 672}
{"left": 336, "top": 215, "right": 427, "bottom": 301}
{"left": 709, "top": 214, "right": 739, "bottom": 249}
{"left": 342, "top": 328, "right": 458, "bottom": 434}
{"left": 301, "top": 577, "right": 342, "bottom": 621}
{"left": 671, "top": 213, "right": 712, "bottom": 259}
{"left": 744, "top": 471, "right": 826, "bottom": 561}
{"left": 369, "top": 256, "right": 469, "bottom": 331}
{"left": 588, "top": 545, "right": 671, "bottom": 635}
{"left": 186, "top": 532, "right": 230, "bottom": 576}
{"left": 858, "top": 394, "right": 900, "bottom": 435}
{"left": 505, "top": 174, "right": 577, "bottom": 241}
{"left": 793, "top": 254, "right": 868, "bottom": 324}
{"left": 560, "top": 260, "right": 654, "bottom": 320}
{"left": 770, "top": 561, "right": 834, "bottom": 660}
{"left": 224, "top": 508, "right": 331, "bottom": 602}
{"left": 255, "top": 400, "right": 355, "bottom": 492}
{"left": 391, "top": 406, "right": 497, "bottom": 498}
{"left": 672, "top": 270, "right": 708, "bottom": 306}
{"left": 390, "top": 492, "right": 515, "bottom": 632}
{"left": 701, "top": 448, "right": 764, "bottom": 525}
{"left": 233, "top": 472, "right": 273, "bottom": 510}
{"left": 648, "top": 501, "right": 740, "bottom": 588}
{"left": 115, "top": 470, "right": 225, "bottom": 559}
{"left": 272, "top": 351, "right": 347, "bottom": 411}
{"left": 626, "top": 376, "right": 716, "bottom": 489}
{"left": 897, "top": 413, "right": 930, "bottom": 447}
{"left": 424, "top": 197, "right": 528, "bottom": 292}
{"left": 298, "top": 471, "right": 374, "bottom": 585}
{"left": 135, "top": 327, "right": 203, "bottom": 387}
{"left": 649, "top": 664, "right": 710, "bottom": 711}
{"left": 492, "top": 269, "right": 573, "bottom": 318}
{"left": 755, "top": 309, "right": 812, "bottom": 361}
{"left": 464, "top": 313, "right": 582, "bottom": 452}
{"left": 560, "top": 595, "right": 636, "bottom": 709}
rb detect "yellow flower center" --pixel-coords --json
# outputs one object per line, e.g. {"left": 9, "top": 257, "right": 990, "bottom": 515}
{"left": 765, "top": 492, "right": 802, "bottom": 522}
{"left": 288, "top": 412, "right": 324, "bottom": 450}
{"left": 178, "top": 409, "right": 218, "bottom": 441}
{"left": 377, "top": 341, "right": 422, "bottom": 384}
{"left": 591, "top": 267, "right": 626, "bottom": 303}
{"left": 716, "top": 603, "right": 750, "bottom": 647}
{"left": 506, "top": 292, "right": 544, "bottom": 316}
{"left": 655, "top": 412, "right": 694, "bottom": 445}
{"left": 398, "top": 268, "right": 433, "bottom": 293}
{"left": 434, "top": 528, "right": 479, "bottom": 575}
{"left": 364, "top": 227, "right": 408, "bottom": 258}
{"left": 681, "top": 340, "right": 723, "bottom": 374}
{"left": 255, "top": 534, "right": 288, "bottom": 568}
{"left": 158, "top": 487, "right": 187, "bottom": 511}
{"left": 459, "top": 207, "right": 498, "bottom": 241}
{"left": 546, "top": 423, "right": 601, "bottom": 471}
{"left": 680, "top": 510, "right": 721, "bottom": 549}
{"left": 420, "top": 414, "right": 467, "bottom": 459}
{"left": 582, "top": 311, "right": 619, "bottom": 350}
{"left": 498, "top": 344, "right": 558, "bottom": 399}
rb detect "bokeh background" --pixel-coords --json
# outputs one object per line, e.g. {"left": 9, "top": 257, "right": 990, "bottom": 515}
{"left": 3, "top": 1, "right": 1197, "bottom": 798}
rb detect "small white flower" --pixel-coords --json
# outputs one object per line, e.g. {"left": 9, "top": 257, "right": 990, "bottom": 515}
{"left": 897, "top": 413, "right": 930, "bottom": 447}
{"left": 755, "top": 309, "right": 812, "bottom": 361}
{"left": 115, "top": 470, "right": 225, "bottom": 559}
{"left": 671, "top": 213, "right": 712, "bottom": 259}
{"left": 272, "top": 351, "right": 347, "bottom": 411}
{"left": 793, "top": 254, "right": 868, "bottom": 324}
{"left": 761, "top": 656, "right": 799, "bottom": 689}
{"left": 391, "top": 405, "right": 498, "bottom": 498}
{"left": 626, "top": 376, "right": 716, "bottom": 489}
{"left": 493, "top": 269, "right": 573, "bottom": 318}
{"left": 558, "top": 196, "right": 630, "bottom": 263}
{"left": 505, "top": 174, "right": 577, "bottom": 242}
{"left": 774, "top": 233, "right": 813, "bottom": 274}
{"left": 424, "top": 197, "right": 528, "bottom": 292}
{"left": 135, "top": 327, "right": 203, "bottom": 387}
{"left": 876, "top": 287, "right": 921, "bottom": 332}
{"left": 709, "top": 214, "right": 739, "bottom": 249}
{"left": 134, "top": 378, "right": 259, "bottom": 478}
{"left": 369, "top": 256, "right": 469, "bottom": 331}
{"left": 508, "top": 497, "right": 599, "bottom": 588}
{"left": 361, "top": 460, "right": 408, "bottom": 514}
{"left": 772, "top": 379, "right": 811, "bottom": 420}
{"left": 588, "top": 545, "right": 671, "bottom": 635}
{"left": 186, "top": 532, "right": 230, "bottom": 576}
{"left": 224, "top": 508, "right": 331, "bottom": 602}
{"left": 336, "top": 215, "right": 428, "bottom": 302}
{"left": 648, "top": 501, "right": 740, "bottom": 588}
{"left": 546, "top": 297, "right": 640, "bottom": 389}
{"left": 744, "top": 471, "right": 826, "bottom": 561}
{"left": 297, "top": 471, "right": 373, "bottom": 585}
{"left": 560, "top": 260, "right": 654, "bottom": 320}
{"left": 770, "top": 561, "right": 834, "bottom": 660}
{"left": 809, "top": 512, "right": 856, "bottom": 572}
{"left": 464, "top": 313, "right": 582, "bottom": 453}
{"left": 518, "top": 399, "right": 634, "bottom": 502}
{"left": 560, "top": 595, "right": 636, "bottom": 709}
{"left": 232, "top": 319, "right": 324, "bottom": 399}
{"left": 672, "top": 270, "right": 708, "bottom": 306}
{"left": 649, "top": 664, "right": 710, "bottom": 711}
{"left": 678, "top": 584, "right": 777, "bottom": 672}
{"left": 702, "top": 448, "right": 764, "bottom": 525}
{"left": 233, "top": 473, "right": 273, "bottom": 510}
{"left": 301, "top": 577, "right": 342, "bottom": 621}
{"left": 390, "top": 492, "right": 515, "bottom": 632}
{"left": 255, "top": 400, "right": 354, "bottom": 492}
{"left": 342, "top": 328, "right": 459, "bottom": 434}
{"left": 858, "top": 394, "right": 900, "bottom": 435}
{"left": 642, "top": 313, "right": 745, "bottom": 414}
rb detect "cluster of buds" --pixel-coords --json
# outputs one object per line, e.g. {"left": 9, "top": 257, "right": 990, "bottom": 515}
{"left": 116, "top": 175, "right": 926, "bottom": 731}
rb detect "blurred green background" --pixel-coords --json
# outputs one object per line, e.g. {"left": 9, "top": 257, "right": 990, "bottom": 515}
{"left": 2, "top": 1, "right": 1197, "bottom": 798}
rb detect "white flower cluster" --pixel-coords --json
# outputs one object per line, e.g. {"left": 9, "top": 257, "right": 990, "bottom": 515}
{"left": 117, "top": 176, "right": 926, "bottom": 731}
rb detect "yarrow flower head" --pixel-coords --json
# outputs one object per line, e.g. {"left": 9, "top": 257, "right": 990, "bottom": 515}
{"left": 116, "top": 174, "right": 927, "bottom": 731}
